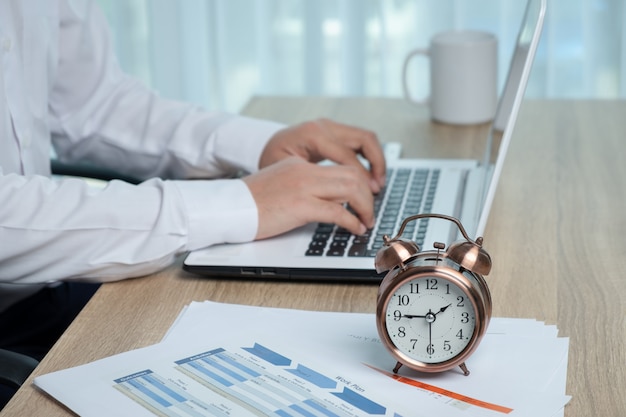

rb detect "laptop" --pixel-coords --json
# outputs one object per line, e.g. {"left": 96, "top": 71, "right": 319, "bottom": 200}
{"left": 184, "top": 0, "right": 546, "bottom": 283}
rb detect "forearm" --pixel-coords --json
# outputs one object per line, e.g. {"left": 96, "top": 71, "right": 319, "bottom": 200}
{"left": 51, "top": 75, "right": 284, "bottom": 181}
{"left": 0, "top": 174, "right": 256, "bottom": 285}
{"left": 49, "top": 0, "right": 284, "bottom": 181}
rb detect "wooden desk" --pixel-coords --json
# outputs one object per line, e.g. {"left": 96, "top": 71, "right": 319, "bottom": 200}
{"left": 2, "top": 98, "right": 625, "bottom": 416}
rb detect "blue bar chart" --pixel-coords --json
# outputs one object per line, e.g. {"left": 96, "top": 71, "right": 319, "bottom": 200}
{"left": 114, "top": 343, "right": 394, "bottom": 417}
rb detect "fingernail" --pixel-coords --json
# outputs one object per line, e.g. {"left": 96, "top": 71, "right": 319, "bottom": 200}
{"left": 359, "top": 223, "right": 367, "bottom": 235}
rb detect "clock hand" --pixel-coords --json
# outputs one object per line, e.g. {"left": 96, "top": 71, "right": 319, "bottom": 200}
{"left": 429, "top": 320, "right": 432, "bottom": 345}
{"left": 434, "top": 303, "right": 452, "bottom": 316}
{"left": 405, "top": 304, "right": 451, "bottom": 320}
{"left": 427, "top": 313, "right": 434, "bottom": 356}
{"left": 403, "top": 314, "right": 427, "bottom": 319}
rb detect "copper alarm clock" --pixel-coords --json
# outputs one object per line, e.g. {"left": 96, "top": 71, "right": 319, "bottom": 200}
{"left": 375, "top": 213, "right": 492, "bottom": 376}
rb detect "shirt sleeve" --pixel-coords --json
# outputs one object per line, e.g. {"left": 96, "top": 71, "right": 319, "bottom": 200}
{"left": 49, "top": 0, "right": 284, "bottom": 180}
{"left": 0, "top": 173, "right": 257, "bottom": 285}
{"left": 0, "top": 0, "right": 283, "bottom": 289}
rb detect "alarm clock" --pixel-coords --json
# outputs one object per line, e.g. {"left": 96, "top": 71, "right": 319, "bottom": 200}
{"left": 374, "top": 213, "right": 492, "bottom": 376}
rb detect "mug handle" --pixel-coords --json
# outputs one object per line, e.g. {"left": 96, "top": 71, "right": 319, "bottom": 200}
{"left": 402, "top": 48, "right": 429, "bottom": 104}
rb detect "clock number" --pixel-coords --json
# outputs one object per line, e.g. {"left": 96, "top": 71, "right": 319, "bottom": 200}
{"left": 426, "top": 278, "right": 438, "bottom": 290}
{"left": 409, "top": 283, "right": 419, "bottom": 294}
{"left": 456, "top": 329, "right": 464, "bottom": 340}
{"left": 393, "top": 310, "right": 402, "bottom": 321}
{"left": 398, "top": 327, "right": 406, "bottom": 337}
{"left": 397, "top": 295, "right": 410, "bottom": 306}
{"left": 443, "top": 341, "right": 451, "bottom": 351}
{"left": 426, "top": 344, "right": 435, "bottom": 355}
{"left": 461, "top": 312, "right": 469, "bottom": 323}
{"left": 457, "top": 296, "right": 465, "bottom": 307}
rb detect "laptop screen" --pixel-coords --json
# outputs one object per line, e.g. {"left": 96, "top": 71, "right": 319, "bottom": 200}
{"left": 474, "top": 0, "right": 546, "bottom": 237}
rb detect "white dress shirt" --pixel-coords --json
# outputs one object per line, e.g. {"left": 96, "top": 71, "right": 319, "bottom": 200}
{"left": 0, "top": 0, "right": 283, "bottom": 310}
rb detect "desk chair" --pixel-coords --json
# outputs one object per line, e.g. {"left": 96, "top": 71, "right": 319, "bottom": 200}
{"left": 0, "top": 349, "right": 38, "bottom": 410}
{"left": 0, "top": 349, "right": 38, "bottom": 391}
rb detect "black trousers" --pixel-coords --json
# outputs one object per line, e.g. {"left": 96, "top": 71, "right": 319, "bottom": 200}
{"left": 0, "top": 282, "right": 100, "bottom": 409}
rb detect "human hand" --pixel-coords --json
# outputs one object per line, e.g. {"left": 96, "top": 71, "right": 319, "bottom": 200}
{"left": 242, "top": 157, "right": 375, "bottom": 240}
{"left": 259, "top": 119, "right": 386, "bottom": 193}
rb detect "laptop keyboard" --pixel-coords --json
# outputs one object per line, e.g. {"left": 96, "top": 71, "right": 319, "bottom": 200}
{"left": 305, "top": 168, "right": 440, "bottom": 257}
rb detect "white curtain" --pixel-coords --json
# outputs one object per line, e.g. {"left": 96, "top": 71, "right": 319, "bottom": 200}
{"left": 97, "top": 0, "right": 626, "bottom": 113}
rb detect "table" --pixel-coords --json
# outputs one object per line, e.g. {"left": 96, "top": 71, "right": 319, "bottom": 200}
{"left": 2, "top": 98, "right": 625, "bottom": 416}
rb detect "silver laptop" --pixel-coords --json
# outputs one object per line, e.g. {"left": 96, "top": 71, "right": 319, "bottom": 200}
{"left": 184, "top": 0, "right": 546, "bottom": 282}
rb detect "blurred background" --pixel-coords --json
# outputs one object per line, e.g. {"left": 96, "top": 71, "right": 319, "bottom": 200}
{"left": 97, "top": 0, "right": 625, "bottom": 113}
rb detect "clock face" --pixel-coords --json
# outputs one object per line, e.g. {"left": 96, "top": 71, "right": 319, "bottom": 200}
{"left": 384, "top": 275, "right": 476, "bottom": 364}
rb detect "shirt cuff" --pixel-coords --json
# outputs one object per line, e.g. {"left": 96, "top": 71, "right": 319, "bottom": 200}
{"left": 214, "top": 116, "right": 285, "bottom": 174}
{"left": 171, "top": 178, "right": 258, "bottom": 250}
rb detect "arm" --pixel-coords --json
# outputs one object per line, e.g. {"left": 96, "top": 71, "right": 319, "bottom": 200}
{"left": 0, "top": 1, "right": 386, "bottom": 288}
{"left": 0, "top": 173, "right": 257, "bottom": 285}
{"left": 49, "top": 0, "right": 282, "bottom": 180}
{"left": 49, "top": 1, "right": 388, "bottom": 240}
{"left": 0, "top": 0, "right": 276, "bottom": 286}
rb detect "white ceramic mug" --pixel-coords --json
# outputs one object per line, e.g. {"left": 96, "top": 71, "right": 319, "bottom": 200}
{"left": 402, "top": 30, "right": 498, "bottom": 125}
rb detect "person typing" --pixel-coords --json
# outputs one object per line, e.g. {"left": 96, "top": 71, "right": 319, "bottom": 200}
{"left": 0, "top": 0, "right": 385, "bottom": 407}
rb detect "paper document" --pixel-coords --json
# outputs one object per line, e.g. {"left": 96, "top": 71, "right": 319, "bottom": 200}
{"left": 35, "top": 301, "right": 570, "bottom": 417}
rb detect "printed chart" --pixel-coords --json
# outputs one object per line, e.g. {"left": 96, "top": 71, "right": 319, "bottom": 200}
{"left": 34, "top": 302, "right": 570, "bottom": 417}
{"left": 114, "top": 343, "right": 397, "bottom": 417}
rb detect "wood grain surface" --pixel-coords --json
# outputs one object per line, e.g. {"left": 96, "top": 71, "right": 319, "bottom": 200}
{"left": 2, "top": 98, "right": 624, "bottom": 417}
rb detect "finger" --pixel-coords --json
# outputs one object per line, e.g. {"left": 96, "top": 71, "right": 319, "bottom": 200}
{"left": 316, "top": 119, "right": 387, "bottom": 190}
{"left": 244, "top": 157, "right": 378, "bottom": 240}
{"left": 315, "top": 140, "right": 379, "bottom": 192}
{"left": 309, "top": 126, "right": 381, "bottom": 193}
{"left": 307, "top": 165, "right": 376, "bottom": 228}
{"left": 306, "top": 200, "right": 368, "bottom": 236}
{"left": 329, "top": 122, "right": 387, "bottom": 188}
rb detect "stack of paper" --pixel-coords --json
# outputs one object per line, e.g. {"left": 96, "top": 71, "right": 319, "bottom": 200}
{"left": 35, "top": 301, "right": 570, "bottom": 417}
